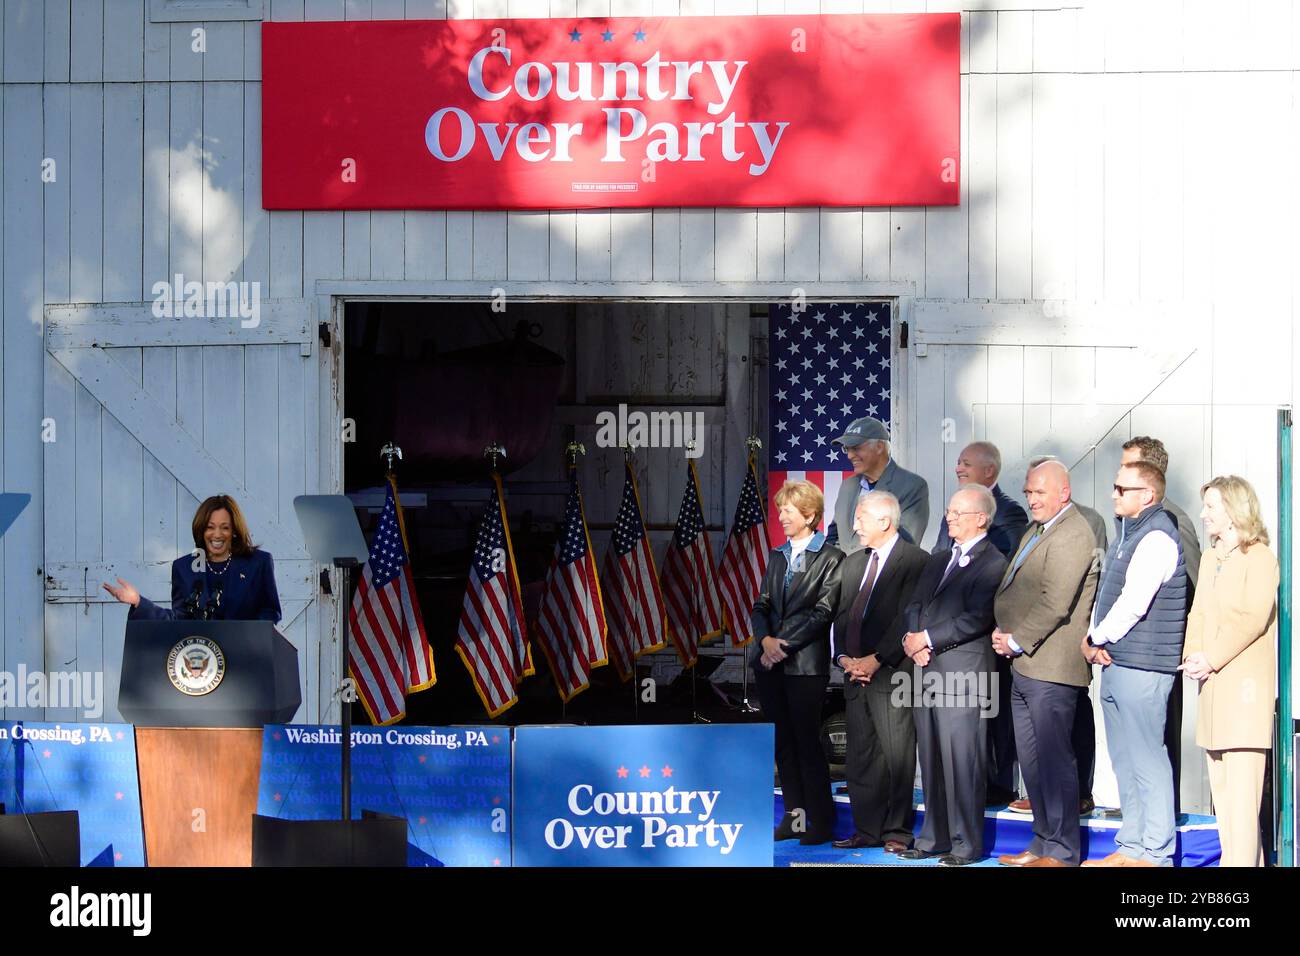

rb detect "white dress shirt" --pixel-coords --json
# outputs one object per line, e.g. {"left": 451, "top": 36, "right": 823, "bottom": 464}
{"left": 1087, "top": 529, "right": 1178, "bottom": 645}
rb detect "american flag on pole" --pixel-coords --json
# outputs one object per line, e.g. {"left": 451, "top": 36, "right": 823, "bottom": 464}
{"left": 717, "top": 453, "right": 769, "bottom": 648}
{"left": 767, "top": 302, "right": 893, "bottom": 547}
{"left": 660, "top": 460, "right": 725, "bottom": 668}
{"left": 602, "top": 460, "right": 667, "bottom": 681}
{"left": 455, "top": 474, "right": 533, "bottom": 718}
{"left": 348, "top": 476, "right": 436, "bottom": 726}
{"left": 534, "top": 471, "right": 607, "bottom": 701}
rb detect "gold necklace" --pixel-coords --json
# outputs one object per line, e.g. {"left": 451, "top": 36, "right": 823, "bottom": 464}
{"left": 1214, "top": 542, "right": 1239, "bottom": 579}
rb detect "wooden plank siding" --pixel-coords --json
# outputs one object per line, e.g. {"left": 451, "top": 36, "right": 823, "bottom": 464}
{"left": 0, "top": 2, "right": 1296, "bottom": 815}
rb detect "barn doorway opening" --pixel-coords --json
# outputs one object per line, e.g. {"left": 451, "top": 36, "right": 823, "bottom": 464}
{"left": 338, "top": 298, "right": 897, "bottom": 728}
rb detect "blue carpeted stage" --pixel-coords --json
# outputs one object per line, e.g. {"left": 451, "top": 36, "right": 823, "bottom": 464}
{"left": 775, "top": 788, "right": 1222, "bottom": 867}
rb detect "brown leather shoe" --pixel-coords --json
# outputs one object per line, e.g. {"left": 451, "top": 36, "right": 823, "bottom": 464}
{"left": 1081, "top": 851, "right": 1129, "bottom": 867}
{"left": 1023, "top": 856, "right": 1071, "bottom": 867}
{"left": 1080, "top": 797, "right": 1096, "bottom": 815}
{"left": 997, "top": 849, "right": 1040, "bottom": 866}
{"left": 1007, "top": 799, "right": 1032, "bottom": 814}
{"left": 884, "top": 840, "right": 910, "bottom": 854}
{"left": 832, "top": 834, "right": 882, "bottom": 850}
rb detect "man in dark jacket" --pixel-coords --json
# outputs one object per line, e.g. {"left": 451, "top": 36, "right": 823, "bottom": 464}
{"left": 932, "top": 441, "right": 1028, "bottom": 805}
{"left": 896, "top": 485, "right": 1009, "bottom": 865}
{"left": 829, "top": 491, "right": 929, "bottom": 852}
{"left": 932, "top": 441, "right": 1028, "bottom": 559}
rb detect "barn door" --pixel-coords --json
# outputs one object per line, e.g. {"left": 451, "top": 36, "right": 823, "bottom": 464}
{"left": 905, "top": 331, "right": 1234, "bottom": 815}
{"left": 41, "top": 301, "right": 323, "bottom": 722}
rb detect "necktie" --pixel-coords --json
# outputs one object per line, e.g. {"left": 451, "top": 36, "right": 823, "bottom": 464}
{"left": 939, "top": 544, "right": 962, "bottom": 587}
{"left": 845, "top": 549, "right": 880, "bottom": 658}
{"left": 1010, "top": 524, "right": 1043, "bottom": 575}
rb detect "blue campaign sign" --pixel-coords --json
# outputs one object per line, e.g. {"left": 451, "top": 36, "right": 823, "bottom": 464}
{"left": 513, "top": 724, "right": 774, "bottom": 867}
{"left": 256, "top": 724, "right": 511, "bottom": 867}
{"left": 0, "top": 722, "right": 145, "bottom": 866}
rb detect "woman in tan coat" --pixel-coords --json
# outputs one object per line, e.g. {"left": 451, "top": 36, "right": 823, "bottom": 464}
{"left": 1181, "top": 475, "right": 1279, "bottom": 867}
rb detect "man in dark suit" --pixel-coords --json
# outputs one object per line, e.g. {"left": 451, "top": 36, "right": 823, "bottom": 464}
{"left": 830, "top": 491, "right": 930, "bottom": 852}
{"left": 895, "top": 485, "right": 1009, "bottom": 865}
{"left": 932, "top": 441, "right": 1028, "bottom": 559}
{"left": 932, "top": 441, "right": 1028, "bottom": 806}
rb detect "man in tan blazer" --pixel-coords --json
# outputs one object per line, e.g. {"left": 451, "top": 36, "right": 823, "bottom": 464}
{"left": 991, "top": 460, "right": 1100, "bottom": 867}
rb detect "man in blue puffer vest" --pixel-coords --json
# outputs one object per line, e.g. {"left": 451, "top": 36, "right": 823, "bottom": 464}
{"left": 1081, "top": 459, "right": 1189, "bottom": 867}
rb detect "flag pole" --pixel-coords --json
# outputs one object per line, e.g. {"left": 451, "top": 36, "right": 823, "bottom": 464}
{"left": 483, "top": 441, "right": 510, "bottom": 724}
{"left": 560, "top": 440, "right": 586, "bottom": 723}
{"left": 339, "top": 440, "right": 400, "bottom": 819}
{"left": 624, "top": 443, "right": 640, "bottom": 725}
{"left": 688, "top": 439, "right": 702, "bottom": 725}
{"left": 740, "top": 436, "right": 764, "bottom": 715}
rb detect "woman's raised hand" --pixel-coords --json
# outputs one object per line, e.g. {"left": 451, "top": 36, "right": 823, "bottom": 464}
{"left": 102, "top": 577, "right": 141, "bottom": 608}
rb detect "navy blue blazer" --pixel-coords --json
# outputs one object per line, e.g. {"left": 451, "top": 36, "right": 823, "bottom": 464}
{"left": 933, "top": 483, "right": 1029, "bottom": 560}
{"left": 904, "top": 537, "right": 1008, "bottom": 684}
{"left": 130, "top": 549, "right": 282, "bottom": 623}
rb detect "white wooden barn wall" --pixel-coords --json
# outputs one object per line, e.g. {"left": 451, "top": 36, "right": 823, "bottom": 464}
{"left": 1, "top": 0, "right": 1297, "bottom": 810}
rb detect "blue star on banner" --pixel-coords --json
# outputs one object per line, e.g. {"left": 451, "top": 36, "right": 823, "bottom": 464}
{"left": 601, "top": 29, "right": 615, "bottom": 41}
{"left": 569, "top": 28, "right": 581, "bottom": 41}
{"left": 767, "top": 302, "right": 893, "bottom": 470}
{"left": 634, "top": 29, "right": 647, "bottom": 41}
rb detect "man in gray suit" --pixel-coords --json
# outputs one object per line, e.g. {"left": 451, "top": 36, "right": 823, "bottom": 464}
{"left": 828, "top": 417, "right": 929, "bottom": 553}
{"left": 992, "top": 460, "right": 1100, "bottom": 867}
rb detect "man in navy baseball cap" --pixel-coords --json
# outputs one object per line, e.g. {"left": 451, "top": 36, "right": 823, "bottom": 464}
{"left": 828, "top": 417, "right": 929, "bottom": 552}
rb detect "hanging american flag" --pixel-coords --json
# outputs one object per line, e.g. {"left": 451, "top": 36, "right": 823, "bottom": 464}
{"left": 717, "top": 453, "right": 769, "bottom": 648}
{"left": 660, "top": 460, "right": 725, "bottom": 668}
{"left": 602, "top": 460, "right": 668, "bottom": 681}
{"left": 455, "top": 474, "right": 533, "bottom": 718}
{"left": 535, "top": 471, "right": 607, "bottom": 701}
{"left": 767, "top": 302, "right": 893, "bottom": 546}
{"left": 348, "top": 476, "right": 436, "bottom": 726}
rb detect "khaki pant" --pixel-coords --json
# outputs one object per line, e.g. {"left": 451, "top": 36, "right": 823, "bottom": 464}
{"left": 1206, "top": 749, "right": 1267, "bottom": 867}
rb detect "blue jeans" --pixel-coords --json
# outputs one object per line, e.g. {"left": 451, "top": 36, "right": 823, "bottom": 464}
{"left": 1100, "top": 664, "right": 1177, "bottom": 866}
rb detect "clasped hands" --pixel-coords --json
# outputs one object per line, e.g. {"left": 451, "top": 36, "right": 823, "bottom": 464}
{"left": 991, "top": 627, "right": 1020, "bottom": 660}
{"left": 1178, "top": 651, "right": 1215, "bottom": 682}
{"left": 842, "top": 654, "right": 883, "bottom": 684}
{"left": 759, "top": 636, "right": 789, "bottom": 669}
{"left": 1080, "top": 635, "right": 1113, "bottom": 667}
{"left": 902, "top": 632, "right": 931, "bottom": 668}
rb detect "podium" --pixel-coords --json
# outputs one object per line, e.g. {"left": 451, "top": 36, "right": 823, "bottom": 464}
{"left": 119, "top": 620, "right": 301, "bottom": 866}
{"left": 119, "top": 620, "right": 300, "bottom": 727}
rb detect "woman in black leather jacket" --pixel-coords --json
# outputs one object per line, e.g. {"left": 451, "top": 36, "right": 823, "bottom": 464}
{"left": 751, "top": 480, "right": 844, "bottom": 845}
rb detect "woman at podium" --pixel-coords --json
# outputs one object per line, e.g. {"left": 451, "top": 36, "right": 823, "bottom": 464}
{"left": 102, "top": 494, "right": 282, "bottom": 623}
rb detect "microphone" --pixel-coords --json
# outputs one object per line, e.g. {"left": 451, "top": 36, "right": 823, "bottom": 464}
{"left": 205, "top": 578, "right": 224, "bottom": 620}
{"left": 183, "top": 580, "right": 203, "bottom": 619}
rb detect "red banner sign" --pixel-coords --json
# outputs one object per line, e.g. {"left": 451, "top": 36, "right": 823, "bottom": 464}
{"left": 262, "top": 14, "right": 958, "bottom": 210}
